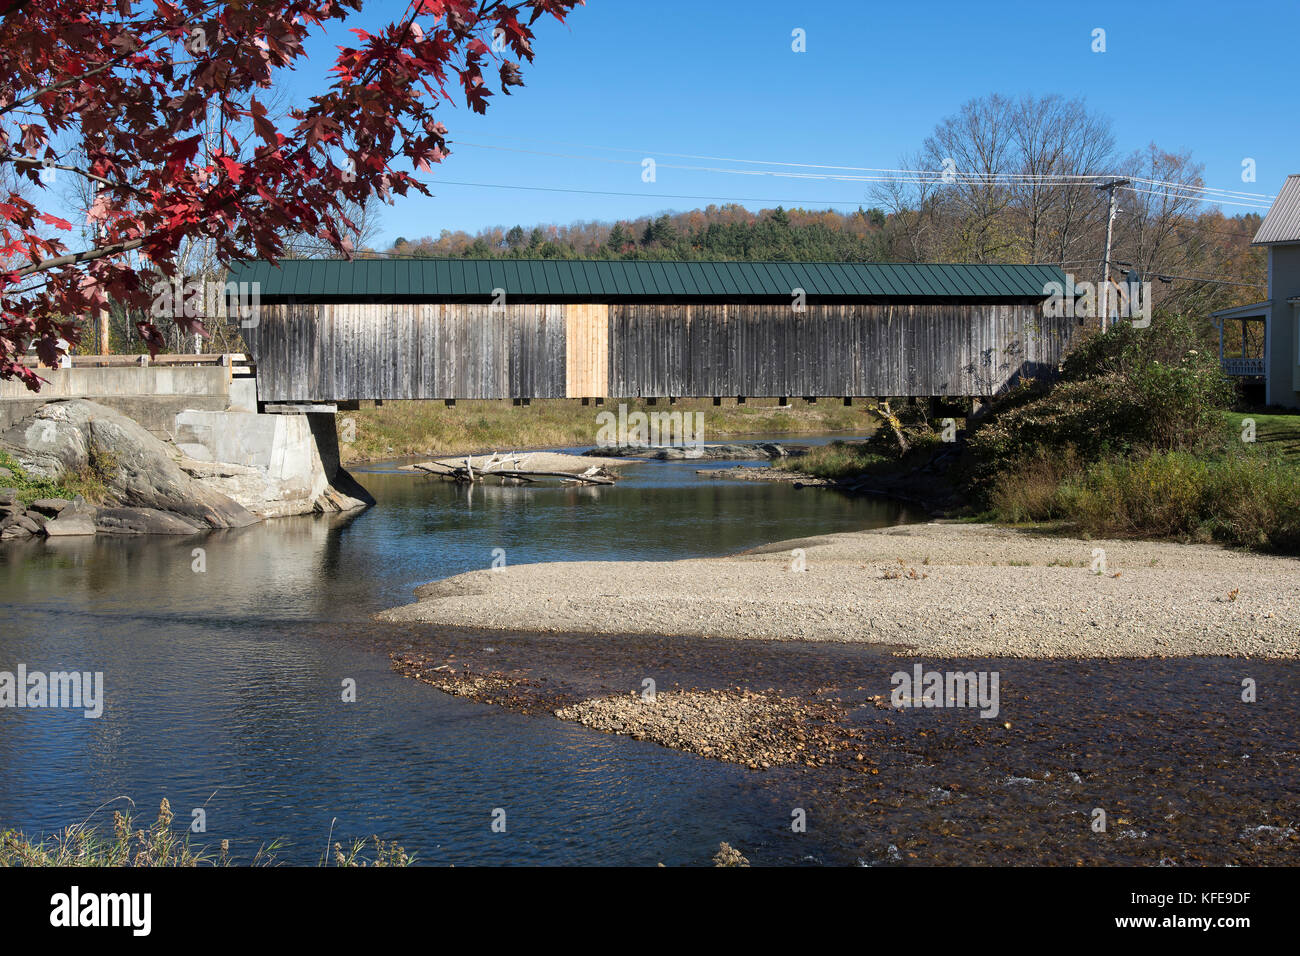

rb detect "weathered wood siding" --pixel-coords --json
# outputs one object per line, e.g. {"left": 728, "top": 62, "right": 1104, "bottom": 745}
{"left": 606, "top": 303, "right": 1070, "bottom": 397}
{"left": 246, "top": 300, "right": 1073, "bottom": 402}
{"left": 247, "top": 302, "right": 566, "bottom": 401}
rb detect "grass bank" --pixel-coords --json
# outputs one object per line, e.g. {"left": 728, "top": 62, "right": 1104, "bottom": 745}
{"left": 988, "top": 445, "right": 1300, "bottom": 553}
{"left": 337, "top": 397, "right": 870, "bottom": 463}
{"left": 1223, "top": 411, "right": 1300, "bottom": 463}
{"left": 770, "top": 364, "right": 1300, "bottom": 557}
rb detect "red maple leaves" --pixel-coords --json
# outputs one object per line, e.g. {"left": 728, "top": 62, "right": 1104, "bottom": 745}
{"left": 0, "top": 0, "right": 581, "bottom": 386}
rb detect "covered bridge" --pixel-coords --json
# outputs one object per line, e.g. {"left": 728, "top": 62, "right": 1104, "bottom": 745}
{"left": 225, "top": 258, "right": 1075, "bottom": 404}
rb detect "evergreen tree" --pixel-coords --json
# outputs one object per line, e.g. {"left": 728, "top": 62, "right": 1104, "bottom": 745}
{"left": 607, "top": 222, "right": 631, "bottom": 251}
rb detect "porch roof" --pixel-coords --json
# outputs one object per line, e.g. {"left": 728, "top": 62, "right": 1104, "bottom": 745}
{"left": 1210, "top": 300, "right": 1271, "bottom": 322}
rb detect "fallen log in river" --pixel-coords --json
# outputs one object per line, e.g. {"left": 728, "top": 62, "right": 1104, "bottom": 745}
{"left": 406, "top": 453, "right": 619, "bottom": 485}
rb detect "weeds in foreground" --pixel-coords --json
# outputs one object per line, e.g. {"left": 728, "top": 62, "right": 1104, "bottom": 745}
{"left": 327, "top": 837, "right": 411, "bottom": 867}
{"left": 0, "top": 799, "right": 411, "bottom": 867}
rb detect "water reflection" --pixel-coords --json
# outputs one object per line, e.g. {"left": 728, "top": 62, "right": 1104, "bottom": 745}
{"left": 0, "top": 444, "right": 912, "bottom": 863}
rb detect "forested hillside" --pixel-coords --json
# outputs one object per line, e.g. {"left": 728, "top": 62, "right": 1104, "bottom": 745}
{"left": 379, "top": 94, "right": 1268, "bottom": 316}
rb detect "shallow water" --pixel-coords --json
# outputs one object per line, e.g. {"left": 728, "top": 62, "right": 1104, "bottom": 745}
{"left": 0, "top": 438, "right": 921, "bottom": 864}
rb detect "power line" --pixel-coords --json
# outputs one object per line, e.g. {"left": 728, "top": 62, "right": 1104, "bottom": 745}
{"left": 454, "top": 140, "right": 1107, "bottom": 184}
{"left": 453, "top": 136, "right": 1106, "bottom": 179}
{"left": 1111, "top": 261, "right": 1265, "bottom": 289}
{"left": 448, "top": 137, "right": 1278, "bottom": 205}
{"left": 425, "top": 178, "right": 877, "bottom": 207}
{"left": 1121, "top": 184, "right": 1271, "bottom": 211}
{"left": 424, "top": 165, "right": 1273, "bottom": 214}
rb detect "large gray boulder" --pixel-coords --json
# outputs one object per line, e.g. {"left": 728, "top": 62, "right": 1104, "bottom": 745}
{"left": 94, "top": 507, "right": 204, "bottom": 535}
{"left": 0, "top": 509, "right": 42, "bottom": 537}
{"left": 42, "top": 513, "right": 96, "bottom": 536}
{"left": 0, "top": 400, "right": 258, "bottom": 530}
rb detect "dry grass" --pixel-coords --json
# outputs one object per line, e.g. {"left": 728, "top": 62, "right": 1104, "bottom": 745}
{"left": 0, "top": 447, "right": 110, "bottom": 505}
{"left": 989, "top": 448, "right": 1300, "bottom": 554}
{"left": 986, "top": 447, "right": 1081, "bottom": 523}
{"left": 337, "top": 397, "right": 867, "bottom": 462}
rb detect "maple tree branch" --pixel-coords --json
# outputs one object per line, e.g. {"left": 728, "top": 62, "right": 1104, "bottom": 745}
{"left": 0, "top": 152, "right": 134, "bottom": 193}
{"left": 0, "top": 0, "right": 228, "bottom": 117}
{"left": 9, "top": 237, "right": 145, "bottom": 278}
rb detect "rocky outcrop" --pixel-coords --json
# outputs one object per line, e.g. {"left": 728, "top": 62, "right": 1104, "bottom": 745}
{"left": 94, "top": 507, "right": 203, "bottom": 535}
{"left": 177, "top": 455, "right": 368, "bottom": 517}
{"left": 41, "top": 512, "right": 96, "bottom": 536}
{"left": 2, "top": 493, "right": 98, "bottom": 538}
{"left": 0, "top": 491, "right": 45, "bottom": 539}
{"left": 0, "top": 400, "right": 257, "bottom": 530}
{"left": 0, "top": 398, "right": 375, "bottom": 539}
{"left": 1, "top": 490, "right": 205, "bottom": 539}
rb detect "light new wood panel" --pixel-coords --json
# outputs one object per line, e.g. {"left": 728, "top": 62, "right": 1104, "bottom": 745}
{"left": 564, "top": 303, "right": 609, "bottom": 397}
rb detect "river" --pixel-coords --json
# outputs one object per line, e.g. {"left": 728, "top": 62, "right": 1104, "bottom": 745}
{"left": 0, "top": 437, "right": 920, "bottom": 865}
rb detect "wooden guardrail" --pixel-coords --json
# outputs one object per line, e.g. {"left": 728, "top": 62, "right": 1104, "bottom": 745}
{"left": 20, "top": 353, "right": 252, "bottom": 372}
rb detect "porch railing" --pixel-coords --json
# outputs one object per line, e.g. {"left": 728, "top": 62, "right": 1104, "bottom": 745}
{"left": 1221, "top": 356, "right": 1266, "bottom": 376}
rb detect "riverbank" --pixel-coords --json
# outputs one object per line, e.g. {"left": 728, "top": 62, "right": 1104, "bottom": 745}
{"left": 380, "top": 521, "right": 1300, "bottom": 658}
{"left": 338, "top": 397, "right": 869, "bottom": 463}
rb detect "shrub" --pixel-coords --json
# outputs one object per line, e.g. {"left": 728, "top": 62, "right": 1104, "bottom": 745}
{"left": 1050, "top": 450, "right": 1300, "bottom": 554}
{"left": 1060, "top": 313, "right": 1221, "bottom": 382}
{"left": 986, "top": 446, "right": 1080, "bottom": 523}
{"left": 0, "top": 449, "right": 103, "bottom": 504}
{"left": 966, "top": 313, "right": 1235, "bottom": 499}
{"left": 1199, "top": 452, "right": 1300, "bottom": 552}
{"left": 1056, "top": 452, "right": 1209, "bottom": 539}
{"left": 0, "top": 799, "right": 410, "bottom": 867}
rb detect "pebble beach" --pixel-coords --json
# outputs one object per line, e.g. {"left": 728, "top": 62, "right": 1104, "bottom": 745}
{"left": 379, "top": 522, "right": 1300, "bottom": 659}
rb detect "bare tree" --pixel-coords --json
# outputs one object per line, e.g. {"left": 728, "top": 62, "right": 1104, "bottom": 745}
{"left": 1006, "top": 95, "right": 1115, "bottom": 265}
{"left": 875, "top": 94, "right": 1117, "bottom": 268}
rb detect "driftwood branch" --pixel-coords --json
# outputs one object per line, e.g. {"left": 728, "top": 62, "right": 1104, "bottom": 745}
{"left": 409, "top": 457, "right": 616, "bottom": 486}
{"left": 877, "top": 400, "right": 911, "bottom": 454}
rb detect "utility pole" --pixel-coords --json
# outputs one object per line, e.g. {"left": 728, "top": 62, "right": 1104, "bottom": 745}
{"left": 1096, "top": 178, "right": 1130, "bottom": 331}
{"left": 95, "top": 214, "right": 110, "bottom": 354}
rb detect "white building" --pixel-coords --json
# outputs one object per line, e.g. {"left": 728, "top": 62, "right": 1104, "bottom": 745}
{"left": 1213, "top": 174, "right": 1300, "bottom": 409}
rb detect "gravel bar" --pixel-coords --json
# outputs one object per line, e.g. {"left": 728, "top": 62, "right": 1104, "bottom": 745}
{"left": 378, "top": 522, "right": 1300, "bottom": 658}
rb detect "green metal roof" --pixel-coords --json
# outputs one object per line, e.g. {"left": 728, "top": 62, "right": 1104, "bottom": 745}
{"left": 225, "top": 258, "right": 1066, "bottom": 302}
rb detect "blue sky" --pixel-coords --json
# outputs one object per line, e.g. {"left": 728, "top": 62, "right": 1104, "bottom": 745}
{"left": 295, "top": 0, "right": 1297, "bottom": 246}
